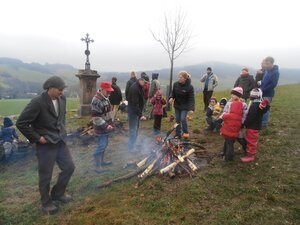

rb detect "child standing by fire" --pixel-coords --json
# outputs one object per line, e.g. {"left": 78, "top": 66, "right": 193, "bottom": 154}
{"left": 150, "top": 90, "right": 166, "bottom": 135}
{"left": 241, "top": 88, "right": 270, "bottom": 163}
{"left": 220, "top": 87, "right": 248, "bottom": 161}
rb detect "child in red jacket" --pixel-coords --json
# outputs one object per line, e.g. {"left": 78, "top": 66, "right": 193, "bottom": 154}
{"left": 241, "top": 88, "right": 270, "bottom": 163}
{"left": 220, "top": 87, "right": 248, "bottom": 161}
{"left": 150, "top": 90, "right": 166, "bottom": 135}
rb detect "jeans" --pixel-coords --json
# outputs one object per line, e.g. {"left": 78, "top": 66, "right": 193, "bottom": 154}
{"left": 175, "top": 109, "right": 188, "bottom": 137}
{"left": 128, "top": 110, "right": 140, "bottom": 149}
{"left": 95, "top": 134, "right": 109, "bottom": 156}
{"left": 36, "top": 141, "right": 75, "bottom": 206}
{"left": 262, "top": 97, "right": 273, "bottom": 128}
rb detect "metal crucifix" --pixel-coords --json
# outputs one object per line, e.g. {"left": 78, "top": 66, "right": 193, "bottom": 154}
{"left": 81, "top": 33, "right": 94, "bottom": 70}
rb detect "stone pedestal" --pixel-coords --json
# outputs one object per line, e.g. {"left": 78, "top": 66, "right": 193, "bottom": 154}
{"left": 76, "top": 69, "right": 100, "bottom": 117}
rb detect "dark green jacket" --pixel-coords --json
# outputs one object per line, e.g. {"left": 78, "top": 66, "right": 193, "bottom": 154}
{"left": 234, "top": 75, "right": 255, "bottom": 100}
{"left": 16, "top": 92, "right": 67, "bottom": 144}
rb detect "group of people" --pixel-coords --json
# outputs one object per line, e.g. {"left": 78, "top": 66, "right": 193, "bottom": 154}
{"left": 203, "top": 57, "right": 279, "bottom": 163}
{"left": 3, "top": 56, "right": 279, "bottom": 215}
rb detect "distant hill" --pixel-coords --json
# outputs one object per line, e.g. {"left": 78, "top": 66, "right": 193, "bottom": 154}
{"left": 101, "top": 61, "right": 300, "bottom": 91}
{"left": 0, "top": 57, "right": 299, "bottom": 98}
{"left": 0, "top": 57, "right": 78, "bottom": 98}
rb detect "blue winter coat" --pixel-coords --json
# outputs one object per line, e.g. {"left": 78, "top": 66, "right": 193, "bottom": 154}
{"left": 0, "top": 127, "right": 18, "bottom": 143}
{"left": 261, "top": 65, "right": 280, "bottom": 97}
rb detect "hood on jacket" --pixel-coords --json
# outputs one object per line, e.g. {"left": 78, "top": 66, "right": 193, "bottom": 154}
{"left": 3, "top": 117, "right": 13, "bottom": 127}
{"left": 267, "top": 65, "right": 279, "bottom": 73}
{"left": 155, "top": 90, "right": 163, "bottom": 97}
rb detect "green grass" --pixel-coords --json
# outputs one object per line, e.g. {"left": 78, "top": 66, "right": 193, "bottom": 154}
{"left": 0, "top": 84, "right": 299, "bottom": 225}
{"left": 0, "top": 98, "right": 79, "bottom": 117}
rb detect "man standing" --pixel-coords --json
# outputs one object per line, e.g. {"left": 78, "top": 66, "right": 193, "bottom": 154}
{"left": 260, "top": 56, "right": 280, "bottom": 128}
{"left": 16, "top": 76, "right": 75, "bottom": 215}
{"left": 91, "top": 82, "right": 114, "bottom": 172}
{"left": 109, "top": 77, "right": 122, "bottom": 121}
{"left": 255, "top": 60, "right": 267, "bottom": 87}
{"left": 127, "top": 78, "right": 145, "bottom": 152}
{"left": 200, "top": 67, "right": 218, "bottom": 111}
{"left": 125, "top": 71, "right": 137, "bottom": 100}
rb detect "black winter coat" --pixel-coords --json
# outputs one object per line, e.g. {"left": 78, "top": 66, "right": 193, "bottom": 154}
{"left": 16, "top": 92, "right": 67, "bottom": 144}
{"left": 109, "top": 83, "right": 122, "bottom": 105}
{"left": 125, "top": 77, "right": 137, "bottom": 100}
{"left": 244, "top": 101, "right": 270, "bottom": 130}
{"left": 170, "top": 79, "right": 195, "bottom": 111}
{"left": 127, "top": 82, "right": 145, "bottom": 116}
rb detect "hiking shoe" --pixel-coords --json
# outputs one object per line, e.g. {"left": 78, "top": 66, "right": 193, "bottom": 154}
{"left": 94, "top": 167, "right": 108, "bottom": 174}
{"left": 42, "top": 203, "right": 59, "bottom": 215}
{"left": 241, "top": 155, "right": 255, "bottom": 163}
{"left": 52, "top": 194, "right": 73, "bottom": 204}
{"left": 102, "top": 161, "right": 113, "bottom": 166}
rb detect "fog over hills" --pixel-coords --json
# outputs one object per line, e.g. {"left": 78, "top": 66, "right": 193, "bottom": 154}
{"left": 0, "top": 57, "right": 299, "bottom": 98}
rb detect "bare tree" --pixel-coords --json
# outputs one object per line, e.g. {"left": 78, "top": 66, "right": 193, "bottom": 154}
{"left": 151, "top": 9, "right": 192, "bottom": 110}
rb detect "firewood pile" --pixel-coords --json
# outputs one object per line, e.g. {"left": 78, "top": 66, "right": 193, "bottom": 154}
{"left": 136, "top": 125, "right": 199, "bottom": 181}
{"left": 97, "top": 124, "right": 206, "bottom": 189}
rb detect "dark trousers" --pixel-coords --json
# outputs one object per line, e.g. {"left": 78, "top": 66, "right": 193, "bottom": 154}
{"left": 153, "top": 115, "right": 162, "bottom": 134}
{"left": 128, "top": 111, "right": 140, "bottom": 149}
{"left": 223, "top": 138, "right": 235, "bottom": 161}
{"left": 203, "top": 90, "right": 213, "bottom": 110}
{"left": 36, "top": 141, "right": 75, "bottom": 206}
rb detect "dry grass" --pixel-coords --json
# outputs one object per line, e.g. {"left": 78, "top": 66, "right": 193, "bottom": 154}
{"left": 0, "top": 84, "right": 299, "bottom": 225}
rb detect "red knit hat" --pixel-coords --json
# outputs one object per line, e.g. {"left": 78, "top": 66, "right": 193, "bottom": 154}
{"left": 100, "top": 82, "right": 114, "bottom": 92}
{"left": 231, "top": 87, "right": 243, "bottom": 98}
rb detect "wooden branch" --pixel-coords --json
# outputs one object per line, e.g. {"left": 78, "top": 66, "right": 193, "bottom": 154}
{"left": 97, "top": 165, "right": 147, "bottom": 189}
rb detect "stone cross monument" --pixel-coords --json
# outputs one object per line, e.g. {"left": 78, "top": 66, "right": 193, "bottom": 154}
{"left": 76, "top": 33, "right": 100, "bottom": 117}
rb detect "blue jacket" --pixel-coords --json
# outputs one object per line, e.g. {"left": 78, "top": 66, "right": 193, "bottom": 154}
{"left": 0, "top": 127, "right": 18, "bottom": 143}
{"left": 261, "top": 65, "right": 280, "bottom": 97}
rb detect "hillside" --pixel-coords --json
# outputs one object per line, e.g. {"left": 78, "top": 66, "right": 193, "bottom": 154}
{"left": 1, "top": 57, "right": 299, "bottom": 98}
{"left": 0, "top": 58, "right": 77, "bottom": 98}
{"left": 0, "top": 84, "right": 299, "bottom": 225}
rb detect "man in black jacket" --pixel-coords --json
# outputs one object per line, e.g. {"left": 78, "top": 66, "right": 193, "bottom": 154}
{"left": 16, "top": 76, "right": 75, "bottom": 215}
{"left": 127, "top": 78, "right": 145, "bottom": 151}
{"left": 109, "top": 77, "right": 122, "bottom": 121}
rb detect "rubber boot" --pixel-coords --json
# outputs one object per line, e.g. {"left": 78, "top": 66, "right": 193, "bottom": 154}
{"left": 101, "top": 152, "right": 112, "bottom": 166}
{"left": 224, "top": 139, "right": 234, "bottom": 161}
{"left": 94, "top": 154, "right": 105, "bottom": 173}
{"left": 241, "top": 153, "right": 255, "bottom": 163}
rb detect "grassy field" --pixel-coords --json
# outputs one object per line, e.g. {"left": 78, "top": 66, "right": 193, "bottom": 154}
{"left": 0, "top": 84, "right": 299, "bottom": 225}
{"left": 0, "top": 98, "right": 79, "bottom": 117}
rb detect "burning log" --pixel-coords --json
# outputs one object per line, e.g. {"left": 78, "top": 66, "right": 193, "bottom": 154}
{"left": 159, "top": 148, "right": 195, "bottom": 174}
{"left": 98, "top": 123, "right": 205, "bottom": 189}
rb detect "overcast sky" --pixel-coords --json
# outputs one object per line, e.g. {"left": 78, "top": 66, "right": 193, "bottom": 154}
{"left": 1, "top": 0, "right": 299, "bottom": 71}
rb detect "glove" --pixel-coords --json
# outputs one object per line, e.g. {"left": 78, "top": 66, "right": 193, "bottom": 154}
{"left": 259, "top": 99, "right": 270, "bottom": 109}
